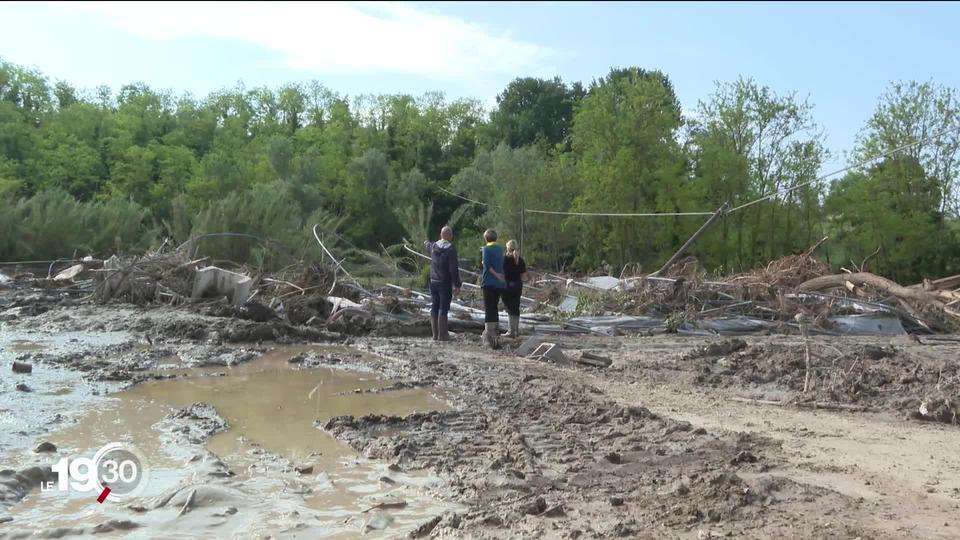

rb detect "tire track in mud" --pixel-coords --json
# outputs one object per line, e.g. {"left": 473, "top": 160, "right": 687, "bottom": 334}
{"left": 595, "top": 334, "right": 960, "bottom": 540}
{"left": 326, "top": 339, "right": 885, "bottom": 538}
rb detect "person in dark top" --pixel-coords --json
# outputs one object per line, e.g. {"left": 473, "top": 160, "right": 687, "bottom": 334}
{"left": 501, "top": 239, "right": 527, "bottom": 338}
{"left": 479, "top": 229, "right": 506, "bottom": 349}
{"left": 423, "top": 225, "right": 462, "bottom": 341}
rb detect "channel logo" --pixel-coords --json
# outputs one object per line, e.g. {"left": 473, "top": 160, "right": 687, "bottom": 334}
{"left": 41, "top": 442, "right": 150, "bottom": 503}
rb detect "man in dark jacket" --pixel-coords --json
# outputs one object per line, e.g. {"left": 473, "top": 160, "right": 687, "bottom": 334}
{"left": 423, "top": 225, "right": 462, "bottom": 341}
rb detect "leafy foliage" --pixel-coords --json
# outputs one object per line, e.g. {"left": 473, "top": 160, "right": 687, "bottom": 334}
{"left": 0, "top": 57, "right": 958, "bottom": 282}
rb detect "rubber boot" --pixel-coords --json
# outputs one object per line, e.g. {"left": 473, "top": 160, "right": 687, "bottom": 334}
{"left": 430, "top": 314, "right": 439, "bottom": 341}
{"left": 502, "top": 315, "right": 519, "bottom": 338}
{"left": 484, "top": 322, "right": 500, "bottom": 349}
{"left": 438, "top": 314, "right": 449, "bottom": 341}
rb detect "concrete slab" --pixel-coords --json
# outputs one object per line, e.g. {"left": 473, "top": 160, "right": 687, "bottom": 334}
{"left": 192, "top": 266, "right": 254, "bottom": 307}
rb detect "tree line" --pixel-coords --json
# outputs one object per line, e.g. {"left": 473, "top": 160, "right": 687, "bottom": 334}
{"left": 1, "top": 58, "right": 959, "bottom": 283}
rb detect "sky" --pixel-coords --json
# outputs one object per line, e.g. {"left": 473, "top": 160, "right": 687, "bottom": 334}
{"left": 2, "top": 1, "right": 959, "bottom": 169}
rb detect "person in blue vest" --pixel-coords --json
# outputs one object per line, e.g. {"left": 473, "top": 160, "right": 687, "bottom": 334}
{"left": 479, "top": 229, "right": 506, "bottom": 349}
{"left": 423, "top": 225, "right": 462, "bottom": 341}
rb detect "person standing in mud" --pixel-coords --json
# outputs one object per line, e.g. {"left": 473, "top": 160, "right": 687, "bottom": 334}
{"left": 501, "top": 239, "right": 527, "bottom": 339}
{"left": 479, "top": 229, "right": 506, "bottom": 349}
{"left": 424, "top": 225, "right": 462, "bottom": 341}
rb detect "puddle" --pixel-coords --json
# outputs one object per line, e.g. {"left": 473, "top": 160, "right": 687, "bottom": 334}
{"left": 8, "top": 340, "right": 47, "bottom": 353}
{"left": 3, "top": 346, "right": 457, "bottom": 538}
{"left": 0, "top": 331, "right": 131, "bottom": 455}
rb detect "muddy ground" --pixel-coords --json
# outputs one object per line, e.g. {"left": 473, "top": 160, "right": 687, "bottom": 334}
{"left": 3, "top": 284, "right": 960, "bottom": 538}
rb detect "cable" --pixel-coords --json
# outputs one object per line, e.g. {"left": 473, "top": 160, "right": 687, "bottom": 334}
{"left": 312, "top": 223, "right": 377, "bottom": 298}
{"left": 438, "top": 186, "right": 713, "bottom": 217}
{"left": 726, "top": 125, "right": 960, "bottom": 214}
{"left": 437, "top": 186, "right": 493, "bottom": 208}
{"left": 439, "top": 126, "right": 960, "bottom": 219}
{"left": 525, "top": 208, "right": 714, "bottom": 217}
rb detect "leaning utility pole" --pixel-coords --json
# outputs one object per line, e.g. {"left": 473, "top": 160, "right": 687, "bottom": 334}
{"left": 650, "top": 202, "right": 729, "bottom": 277}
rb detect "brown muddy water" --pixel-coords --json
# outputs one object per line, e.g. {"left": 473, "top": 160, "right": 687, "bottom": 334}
{"left": 2, "top": 345, "right": 457, "bottom": 539}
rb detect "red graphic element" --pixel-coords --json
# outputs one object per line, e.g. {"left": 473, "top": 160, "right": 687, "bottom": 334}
{"left": 97, "top": 487, "right": 111, "bottom": 503}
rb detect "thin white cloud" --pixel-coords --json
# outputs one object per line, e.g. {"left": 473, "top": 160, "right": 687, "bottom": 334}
{"left": 66, "top": 1, "right": 555, "bottom": 82}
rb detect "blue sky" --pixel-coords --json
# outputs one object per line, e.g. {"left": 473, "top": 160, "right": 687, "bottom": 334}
{"left": 2, "top": 1, "right": 958, "bottom": 168}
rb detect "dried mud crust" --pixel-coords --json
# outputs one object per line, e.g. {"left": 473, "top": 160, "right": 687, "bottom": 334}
{"left": 323, "top": 340, "right": 880, "bottom": 539}
{"left": 688, "top": 339, "right": 960, "bottom": 424}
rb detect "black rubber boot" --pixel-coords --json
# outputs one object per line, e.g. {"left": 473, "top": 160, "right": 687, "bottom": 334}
{"left": 438, "top": 315, "right": 449, "bottom": 341}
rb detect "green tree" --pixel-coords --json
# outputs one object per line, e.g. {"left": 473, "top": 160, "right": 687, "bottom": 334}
{"left": 487, "top": 77, "right": 582, "bottom": 150}
{"left": 569, "top": 67, "right": 687, "bottom": 270}
{"left": 854, "top": 80, "right": 960, "bottom": 214}
{"left": 826, "top": 157, "right": 947, "bottom": 281}
{"left": 688, "top": 77, "right": 826, "bottom": 270}
{"left": 451, "top": 144, "right": 578, "bottom": 269}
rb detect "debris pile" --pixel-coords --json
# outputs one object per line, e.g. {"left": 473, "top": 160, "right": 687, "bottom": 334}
{"left": 7, "top": 231, "right": 960, "bottom": 338}
{"left": 91, "top": 250, "right": 203, "bottom": 305}
{"left": 691, "top": 340, "right": 960, "bottom": 425}
{"left": 535, "top": 252, "right": 960, "bottom": 336}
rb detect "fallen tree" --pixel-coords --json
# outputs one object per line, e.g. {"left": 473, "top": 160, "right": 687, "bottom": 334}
{"left": 799, "top": 271, "right": 960, "bottom": 332}
{"left": 798, "top": 272, "right": 945, "bottom": 307}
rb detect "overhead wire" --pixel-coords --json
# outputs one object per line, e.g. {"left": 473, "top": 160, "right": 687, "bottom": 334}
{"left": 437, "top": 126, "right": 960, "bottom": 219}
{"left": 726, "top": 125, "right": 960, "bottom": 215}
{"left": 436, "top": 186, "right": 712, "bottom": 217}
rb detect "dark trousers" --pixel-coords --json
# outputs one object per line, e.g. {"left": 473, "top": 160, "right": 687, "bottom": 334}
{"left": 482, "top": 286, "right": 501, "bottom": 323}
{"left": 430, "top": 280, "right": 452, "bottom": 317}
{"left": 502, "top": 285, "right": 522, "bottom": 316}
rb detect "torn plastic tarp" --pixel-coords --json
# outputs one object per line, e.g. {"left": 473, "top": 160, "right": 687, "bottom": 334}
{"left": 783, "top": 293, "right": 893, "bottom": 315}
{"left": 819, "top": 314, "right": 906, "bottom": 336}
{"left": 558, "top": 295, "right": 578, "bottom": 312}
{"left": 567, "top": 315, "right": 667, "bottom": 335}
{"left": 580, "top": 276, "right": 621, "bottom": 290}
{"left": 678, "top": 317, "right": 776, "bottom": 336}
{"left": 678, "top": 314, "right": 906, "bottom": 337}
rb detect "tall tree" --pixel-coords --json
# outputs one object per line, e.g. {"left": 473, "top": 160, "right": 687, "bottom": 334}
{"left": 487, "top": 77, "right": 582, "bottom": 150}
{"left": 854, "top": 80, "right": 960, "bottom": 213}
{"left": 451, "top": 144, "right": 578, "bottom": 269}
{"left": 570, "top": 67, "right": 686, "bottom": 270}
{"left": 826, "top": 156, "right": 949, "bottom": 281}
{"left": 688, "top": 77, "right": 826, "bottom": 269}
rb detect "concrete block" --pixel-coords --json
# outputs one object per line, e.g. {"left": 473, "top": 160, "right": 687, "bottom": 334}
{"left": 192, "top": 266, "right": 254, "bottom": 307}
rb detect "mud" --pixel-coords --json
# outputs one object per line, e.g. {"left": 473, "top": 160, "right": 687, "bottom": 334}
{"left": 5, "top": 290, "right": 960, "bottom": 537}
{"left": 3, "top": 348, "right": 457, "bottom": 538}
{"left": 322, "top": 338, "right": 879, "bottom": 539}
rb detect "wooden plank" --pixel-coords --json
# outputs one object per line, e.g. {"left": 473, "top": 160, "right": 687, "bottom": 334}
{"left": 910, "top": 274, "right": 960, "bottom": 291}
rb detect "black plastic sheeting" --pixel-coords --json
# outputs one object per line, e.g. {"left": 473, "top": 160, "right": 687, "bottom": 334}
{"left": 565, "top": 313, "right": 906, "bottom": 337}
{"left": 678, "top": 318, "right": 777, "bottom": 336}
{"left": 677, "top": 314, "right": 905, "bottom": 337}
{"left": 416, "top": 287, "right": 911, "bottom": 337}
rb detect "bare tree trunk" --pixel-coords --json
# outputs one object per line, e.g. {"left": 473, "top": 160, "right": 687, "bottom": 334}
{"left": 799, "top": 272, "right": 944, "bottom": 307}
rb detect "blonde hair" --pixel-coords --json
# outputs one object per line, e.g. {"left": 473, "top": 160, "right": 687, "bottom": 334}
{"left": 506, "top": 239, "right": 519, "bottom": 261}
